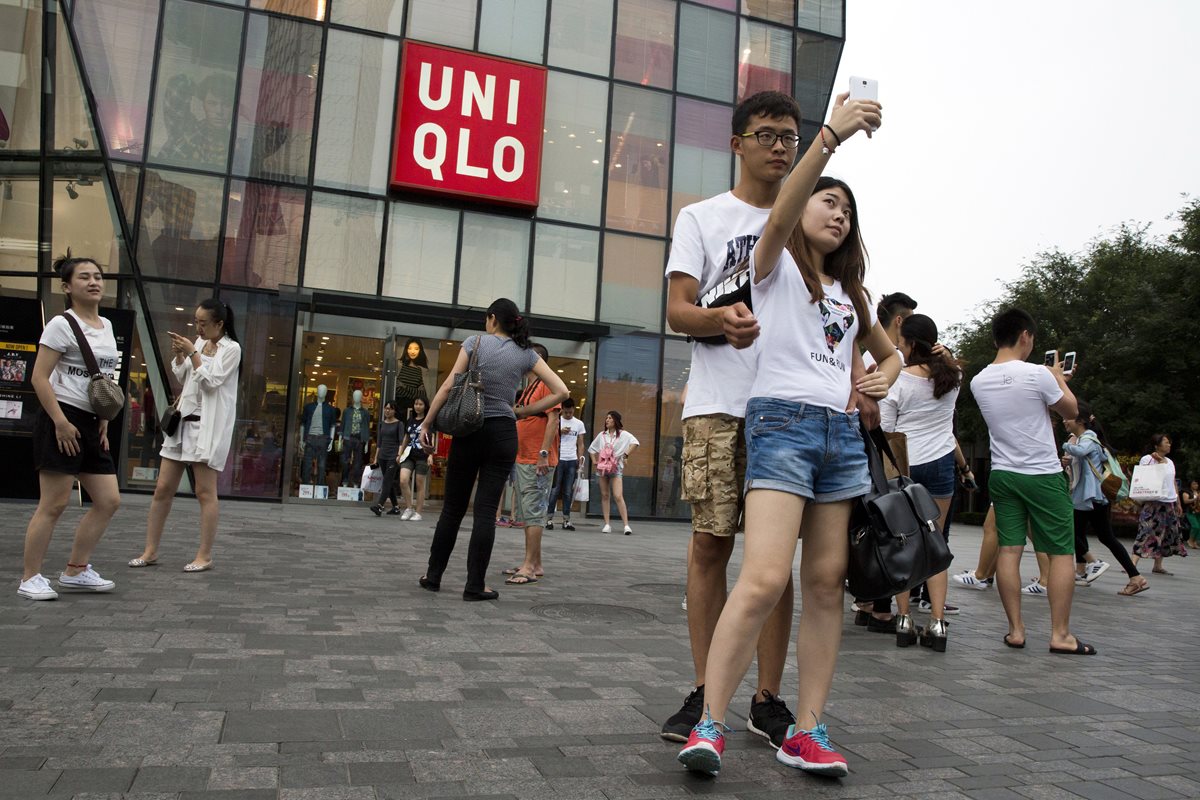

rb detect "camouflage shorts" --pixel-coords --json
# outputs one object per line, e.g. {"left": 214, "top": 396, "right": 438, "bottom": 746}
{"left": 681, "top": 414, "right": 746, "bottom": 537}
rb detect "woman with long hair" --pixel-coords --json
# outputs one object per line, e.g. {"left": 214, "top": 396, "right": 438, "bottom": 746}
{"left": 879, "top": 313, "right": 962, "bottom": 651}
{"left": 396, "top": 337, "right": 430, "bottom": 413}
{"left": 1131, "top": 433, "right": 1188, "bottom": 573}
{"left": 399, "top": 396, "right": 431, "bottom": 520}
{"left": 587, "top": 411, "right": 639, "bottom": 534}
{"left": 19, "top": 256, "right": 121, "bottom": 600}
{"left": 677, "top": 92, "right": 894, "bottom": 779}
{"left": 419, "top": 299, "right": 568, "bottom": 600}
{"left": 130, "top": 298, "right": 242, "bottom": 572}
{"left": 370, "top": 400, "right": 402, "bottom": 515}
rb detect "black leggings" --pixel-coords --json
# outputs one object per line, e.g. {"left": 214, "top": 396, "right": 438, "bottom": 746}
{"left": 425, "top": 417, "right": 518, "bottom": 592}
{"left": 378, "top": 461, "right": 400, "bottom": 507}
{"left": 1074, "top": 503, "right": 1139, "bottom": 577}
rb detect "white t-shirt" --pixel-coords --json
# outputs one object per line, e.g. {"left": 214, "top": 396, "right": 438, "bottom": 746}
{"left": 1138, "top": 454, "right": 1178, "bottom": 502}
{"left": 666, "top": 191, "right": 770, "bottom": 420}
{"left": 970, "top": 360, "right": 1064, "bottom": 475}
{"left": 880, "top": 371, "right": 960, "bottom": 465}
{"left": 558, "top": 416, "right": 586, "bottom": 461}
{"left": 748, "top": 252, "right": 862, "bottom": 411}
{"left": 588, "top": 429, "right": 640, "bottom": 459}
{"left": 39, "top": 310, "right": 120, "bottom": 414}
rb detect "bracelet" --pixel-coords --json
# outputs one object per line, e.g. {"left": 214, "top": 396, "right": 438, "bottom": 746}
{"left": 822, "top": 124, "right": 843, "bottom": 147}
{"left": 819, "top": 126, "right": 834, "bottom": 155}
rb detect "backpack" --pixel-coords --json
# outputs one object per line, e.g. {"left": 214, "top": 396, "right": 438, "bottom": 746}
{"left": 596, "top": 434, "right": 619, "bottom": 476}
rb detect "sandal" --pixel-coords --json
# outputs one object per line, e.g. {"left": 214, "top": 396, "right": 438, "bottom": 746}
{"left": 1049, "top": 639, "right": 1097, "bottom": 656}
{"left": 504, "top": 573, "right": 538, "bottom": 585}
{"left": 502, "top": 566, "right": 544, "bottom": 577}
{"left": 1118, "top": 579, "right": 1149, "bottom": 596}
{"left": 127, "top": 557, "right": 158, "bottom": 568}
{"left": 1003, "top": 633, "right": 1025, "bottom": 649}
{"left": 183, "top": 562, "right": 213, "bottom": 573}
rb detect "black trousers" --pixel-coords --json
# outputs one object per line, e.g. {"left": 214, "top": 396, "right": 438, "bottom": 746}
{"left": 426, "top": 417, "right": 518, "bottom": 592}
{"left": 1074, "top": 503, "right": 1139, "bottom": 577}
{"left": 378, "top": 460, "right": 400, "bottom": 507}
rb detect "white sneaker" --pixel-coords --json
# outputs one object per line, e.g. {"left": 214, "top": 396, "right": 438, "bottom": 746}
{"left": 602, "top": 524, "right": 612, "bottom": 533}
{"left": 1020, "top": 579, "right": 1048, "bottom": 597}
{"left": 623, "top": 526, "right": 633, "bottom": 535}
{"left": 1075, "top": 574, "right": 1091, "bottom": 587}
{"left": 400, "top": 508, "right": 414, "bottom": 520}
{"left": 681, "top": 596, "right": 688, "bottom": 611}
{"left": 951, "top": 570, "right": 991, "bottom": 590}
{"left": 56, "top": 565, "right": 115, "bottom": 593}
{"left": 409, "top": 512, "right": 422, "bottom": 522}
{"left": 1084, "top": 560, "right": 1111, "bottom": 583}
{"left": 18, "top": 574, "right": 58, "bottom": 601}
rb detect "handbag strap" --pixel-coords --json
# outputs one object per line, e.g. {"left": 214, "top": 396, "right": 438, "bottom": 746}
{"left": 859, "top": 420, "right": 889, "bottom": 495}
{"left": 466, "top": 334, "right": 482, "bottom": 372}
{"left": 61, "top": 312, "right": 102, "bottom": 377}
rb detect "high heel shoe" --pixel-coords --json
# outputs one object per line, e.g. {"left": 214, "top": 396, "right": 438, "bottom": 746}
{"left": 919, "top": 618, "right": 949, "bottom": 652}
{"left": 895, "top": 614, "right": 917, "bottom": 647}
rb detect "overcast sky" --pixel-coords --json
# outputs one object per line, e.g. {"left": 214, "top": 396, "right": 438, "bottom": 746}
{"left": 823, "top": 0, "right": 1200, "bottom": 335}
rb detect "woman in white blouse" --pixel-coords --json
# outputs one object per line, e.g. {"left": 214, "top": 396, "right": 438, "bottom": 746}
{"left": 587, "top": 410, "right": 640, "bottom": 534}
{"left": 130, "top": 299, "right": 242, "bottom": 572}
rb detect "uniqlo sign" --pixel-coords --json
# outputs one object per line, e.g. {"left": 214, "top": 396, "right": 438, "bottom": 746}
{"left": 391, "top": 42, "right": 547, "bottom": 208}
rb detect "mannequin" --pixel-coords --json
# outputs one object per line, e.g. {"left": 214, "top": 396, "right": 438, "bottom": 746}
{"left": 340, "top": 389, "right": 371, "bottom": 487}
{"left": 300, "top": 384, "right": 339, "bottom": 485}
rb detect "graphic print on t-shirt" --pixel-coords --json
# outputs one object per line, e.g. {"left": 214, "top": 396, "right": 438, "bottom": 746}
{"left": 819, "top": 296, "right": 855, "bottom": 354}
{"left": 697, "top": 234, "right": 759, "bottom": 310}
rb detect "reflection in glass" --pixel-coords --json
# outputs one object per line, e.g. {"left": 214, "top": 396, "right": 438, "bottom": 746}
{"left": 303, "top": 192, "right": 384, "bottom": 295}
{"left": 221, "top": 180, "right": 306, "bottom": 289}
{"left": 232, "top": 14, "right": 322, "bottom": 184}
{"left": 606, "top": 86, "right": 670, "bottom": 235}
{"left": 531, "top": 224, "right": 598, "bottom": 321}
{"left": 148, "top": 0, "right": 243, "bottom": 173}
{"left": 331, "top": 0, "right": 404, "bottom": 35}
{"left": 548, "top": 0, "right": 613, "bottom": 76}
{"left": 600, "top": 233, "right": 664, "bottom": 332}
{"left": 614, "top": 0, "right": 675, "bottom": 90}
{"left": 250, "top": 0, "right": 325, "bottom": 20}
{"left": 738, "top": 19, "right": 792, "bottom": 101}
{"left": 0, "top": 1, "right": 42, "bottom": 152}
{"left": 142, "top": 281, "right": 201, "bottom": 395}
{"left": 314, "top": 31, "right": 398, "bottom": 194}
{"left": 55, "top": 11, "right": 99, "bottom": 154}
{"left": 657, "top": 338, "right": 691, "bottom": 518}
{"left": 111, "top": 163, "right": 141, "bottom": 233}
{"left": 137, "top": 168, "right": 225, "bottom": 282}
{"left": 538, "top": 72, "right": 608, "bottom": 226}
{"left": 383, "top": 203, "right": 458, "bottom": 304}
{"left": 478, "top": 0, "right": 546, "bottom": 63}
{"left": 407, "top": 0, "right": 476, "bottom": 48}
{"left": 52, "top": 167, "right": 125, "bottom": 274}
{"left": 0, "top": 174, "right": 40, "bottom": 271}
{"left": 590, "top": 335, "right": 660, "bottom": 516}
{"left": 676, "top": 4, "right": 735, "bottom": 102}
{"left": 798, "top": 0, "right": 843, "bottom": 36}
{"left": 671, "top": 97, "right": 731, "bottom": 230}
{"left": 794, "top": 31, "right": 840, "bottom": 134}
{"left": 741, "top": 0, "right": 793, "bottom": 24}
{"left": 458, "top": 213, "right": 530, "bottom": 310}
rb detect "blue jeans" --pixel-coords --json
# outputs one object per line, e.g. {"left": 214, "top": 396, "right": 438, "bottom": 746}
{"left": 547, "top": 459, "right": 580, "bottom": 520}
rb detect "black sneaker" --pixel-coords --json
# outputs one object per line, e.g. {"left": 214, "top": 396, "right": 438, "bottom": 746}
{"left": 661, "top": 685, "right": 704, "bottom": 742}
{"left": 562, "top": 520, "right": 575, "bottom": 531}
{"left": 747, "top": 689, "right": 796, "bottom": 749}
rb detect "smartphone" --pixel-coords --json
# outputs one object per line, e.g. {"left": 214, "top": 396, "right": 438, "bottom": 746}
{"left": 848, "top": 76, "right": 879, "bottom": 102}
{"left": 1062, "top": 351, "right": 1077, "bottom": 375}
{"left": 1043, "top": 350, "right": 1057, "bottom": 367}
{"left": 960, "top": 475, "right": 978, "bottom": 491}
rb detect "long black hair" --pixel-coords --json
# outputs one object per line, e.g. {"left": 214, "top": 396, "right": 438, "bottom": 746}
{"left": 900, "top": 314, "right": 962, "bottom": 399}
{"left": 53, "top": 254, "right": 102, "bottom": 309}
{"left": 198, "top": 297, "right": 239, "bottom": 344}
{"left": 487, "top": 298, "right": 530, "bottom": 348}
{"left": 401, "top": 337, "right": 428, "bottom": 368}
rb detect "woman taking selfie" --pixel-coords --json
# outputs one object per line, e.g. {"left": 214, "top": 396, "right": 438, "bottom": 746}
{"left": 130, "top": 299, "right": 241, "bottom": 572}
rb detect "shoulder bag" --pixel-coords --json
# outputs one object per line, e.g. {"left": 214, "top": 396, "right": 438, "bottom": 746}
{"left": 434, "top": 335, "right": 485, "bottom": 437}
{"left": 847, "top": 423, "right": 952, "bottom": 600}
{"left": 1081, "top": 433, "right": 1126, "bottom": 502}
{"left": 61, "top": 313, "right": 125, "bottom": 421}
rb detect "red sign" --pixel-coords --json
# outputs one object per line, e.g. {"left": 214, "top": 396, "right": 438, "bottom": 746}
{"left": 391, "top": 42, "right": 547, "bottom": 208}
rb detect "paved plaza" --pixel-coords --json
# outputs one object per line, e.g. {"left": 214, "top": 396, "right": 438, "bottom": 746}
{"left": 2, "top": 494, "right": 1198, "bottom": 800}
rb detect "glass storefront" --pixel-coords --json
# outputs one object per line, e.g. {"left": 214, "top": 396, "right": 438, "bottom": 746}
{"left": 0, "top": 0, "right": 844, "bottom": 518}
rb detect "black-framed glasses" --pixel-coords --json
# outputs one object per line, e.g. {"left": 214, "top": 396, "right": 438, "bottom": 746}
{"left": 739, "top": 130, "right": 801, "bottom": 148}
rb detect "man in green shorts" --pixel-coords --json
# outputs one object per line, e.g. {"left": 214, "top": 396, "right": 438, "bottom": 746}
{"left": 970, "top": 309, "right": 1096, "bottom": 655}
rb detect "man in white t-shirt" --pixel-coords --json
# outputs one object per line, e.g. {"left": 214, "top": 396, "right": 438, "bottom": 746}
{"left": 971, "top": 308, "right": 1095, "bottom": 655}
{"left": 546, "top": 397, "right": 586, "bottom": 531}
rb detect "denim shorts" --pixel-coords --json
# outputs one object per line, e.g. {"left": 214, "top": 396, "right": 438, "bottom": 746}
{"left": 743, "top": 397, "right": 870, "bottom": 503}
{"left": 909, "top": 450, "right": 956, "bottom": 499}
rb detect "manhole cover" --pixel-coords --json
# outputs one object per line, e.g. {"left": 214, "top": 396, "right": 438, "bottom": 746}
{"left": 530, "top": 603, "right": 656, "bottom": 624}
{"left": 628, "top": 583, "right": 687, "bottom": 597}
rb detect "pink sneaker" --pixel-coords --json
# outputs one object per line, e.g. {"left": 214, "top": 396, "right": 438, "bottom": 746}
{"left": 677, "top": 716, "right": 726, "bottom": 776}
{"left": 776, "top": 722, "right": 848, "bottom": 777}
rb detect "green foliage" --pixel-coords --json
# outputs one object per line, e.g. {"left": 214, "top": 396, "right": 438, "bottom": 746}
{"left": 950, "top": 198, "right": 1200, "bottom": 480}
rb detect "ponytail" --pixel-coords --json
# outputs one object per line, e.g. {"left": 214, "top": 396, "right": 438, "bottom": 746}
{"left": 899, "top": 314, "right": 961, "bottom": 398}
{"left": 487, "top": 297, "right": 530, "bottom": 348}
{"left": 199, "top": 297, "right": 239, "bottom": 344}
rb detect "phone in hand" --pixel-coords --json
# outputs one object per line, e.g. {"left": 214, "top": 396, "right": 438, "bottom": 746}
{"left": 848, "top": 76, "right": 879, "bottom": 102}
{"left": 1044, "top": 349, "right": 1057, "bottom": 367}
{"left": 960, "top": 475, "right": 978, "bottom": 491}
{"left": 1061, "top": 351, "right": 1077, "bottom": 375}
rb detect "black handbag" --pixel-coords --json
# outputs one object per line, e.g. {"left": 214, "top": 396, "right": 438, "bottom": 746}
{"left": 433, "top": 335, "right": 484, "bottom": 437}
{"left": 847, "top": 423, "right": 952, "bottom": 600}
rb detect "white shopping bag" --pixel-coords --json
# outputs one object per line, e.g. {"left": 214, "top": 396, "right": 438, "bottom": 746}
{"left": 1129, "top": 462, "right": 1170, "bottom": 502}
{"left": 572, "top": 476, "right": 590, "bottom": 503}
{"left": 360, "top": 466, "right": 383, "bottom": 495}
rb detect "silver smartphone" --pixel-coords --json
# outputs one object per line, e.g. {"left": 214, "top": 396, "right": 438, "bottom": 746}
{"left": 1044, "top": 349, "right": 1057, "bottom": 367}
{"left": 1062, "top": 351, "right": 1077, "bottom": 375}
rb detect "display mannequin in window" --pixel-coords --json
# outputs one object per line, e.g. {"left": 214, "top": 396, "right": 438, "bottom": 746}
{"left": 300, "top": 384, "right": 338, "bottom": 485}
{"left": 340, "top": 389, "right": 371, "bottom": 488}
{"left": 395, "top": 337, "right": 430, "bottom": 413}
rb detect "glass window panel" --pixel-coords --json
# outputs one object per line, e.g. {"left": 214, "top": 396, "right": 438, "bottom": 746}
{"left": 794, "top": 31, "right": 839, "bottom": 129}
{"left": 741, "top": 0, "right": 792, "bottom": 24}
{"left": 148, "top": 0, "right": 243, "bottom": 173}
{"left": 0, "top": 274, "right": 38, "bottom": 297}
{"left": 221, "top": 180, "right": 305, "bottom": 289}
{"left": 249, "top": 0, "right": 325, "bottom": 20}
{"left": 142, "top": 281, "right": 201, "bottom": 395}
{"left": 656, "top": 337, "right": 690, "bottom": 518}
{"left": 676, "top": 4, "right": 735, "bottom": 102}
{"left": 55, "top": 11, "right": 99, "bottom": 154}
{"left": 797, "top": 0, "right": 842, "bottom": 36}
{"left": 671, "top": 97, "right": 731, "bottom": 230}
{"left": 0, "top": 0, "right": 42, "bottom": 152}
{"left": 313, "top": 31, "right": 398, "bottom": 194}
{"left": 216, "top": 289, "right": 294, "bottom": 498}
{"left": 478, "top": 0, "right": 546, "bottom": 63}
{"left": 119, "top": 303, "right": 160, "bottom": 488}
{"left": 406, "top": 0, "right": 475, "bottom": 48}
{"left": 382, "top": 202, "right": 458, "bottom": 304}
{"left": 331, "top": 0, "right": 404, "bottom": 35}
{"left": 737, "top": 19, "right": 791, "bottom": 101}
{"left": 589, "top": 335, "right": 658, "bottom": 516}
{"left": 530, "top": 223, "right": 598, "bottom": 321}
{"left": 605, "top": 86, "right": 670, "bottom": 235}
{"left": 73, "top": 0, "right": 159, "bottom": 160}
{"left": 614, "top": 0, "right": 674, "bottom": 90}
{"left": 111, "top": 163, "right": 140, "bottom": 231}
{"left": 548, "top": 0, "right": 612, "bottom": 77}
{"left": 458, "top": 213, "right": 530, "bottom": 310}
{"left": 52, "top": 166, "right": 125, "bottom": 273}
{"left": 0, "top": 172, "right": 40, "bottom": 271}
{"left": 689, "top": 0, "right": 735, "bottom": 9}
{"left": 303, "top": 191, "right": 383, "bottom": 294}
{"left": 136, "top": 167, "right": 225, "bottom": 281}
{"left": 538, "top": 72, "right": 607, "bottom": 226}
{"left": 232, "top": 14, "right": 321, "bottom": 183}
{"left": 600, "top": 233, "right": 663, "bottom": 332}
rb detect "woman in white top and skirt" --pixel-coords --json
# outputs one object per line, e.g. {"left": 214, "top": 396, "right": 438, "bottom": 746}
{"left": 131, "top": 299, "right": 241, "bottom": 572}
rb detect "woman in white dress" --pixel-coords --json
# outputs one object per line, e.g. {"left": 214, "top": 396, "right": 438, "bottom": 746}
{"left": 131, "top": 298, "right": 242, "bottom": 572}
{"left": 587, "top": 410, "right": 640, "bottom": 534}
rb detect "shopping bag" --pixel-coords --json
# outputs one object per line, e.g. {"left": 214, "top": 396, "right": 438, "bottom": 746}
{"left": 360, "top": 466, "right": 383, "bottom": 495}
{"left": 573, "top": 476, "right": 590, "bottom": 503}
{"left": 1129, "top": 462, "right": 1169, "bottom": 502}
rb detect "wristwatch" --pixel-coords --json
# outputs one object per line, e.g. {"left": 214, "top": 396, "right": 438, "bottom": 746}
{"left": 539, "top": 449, "right": 549, "bottom": 458}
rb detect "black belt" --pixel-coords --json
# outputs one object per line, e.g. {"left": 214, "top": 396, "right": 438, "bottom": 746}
{"left": 183, "top": 414, "right": 201, "bottom": 422}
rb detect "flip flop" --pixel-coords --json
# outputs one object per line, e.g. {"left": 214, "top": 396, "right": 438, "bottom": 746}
{"left": 1003, "top": 633, "right": 1025, "bottom": 649}
{"left": 183, "top": 562, "right": 213, "bottom": 573}
{"left": 504, "top": 573, "right": 538, "bottom": 585}
{"left": 502, "top": 567, "right": 544, "bottom": 577}
{"left": 1118, "top": 580, "right": 1149, "bottom": 596}
{"left": 1049, "top": 639, "right": 1097, "bottom": 655}
{"left": 127, "top": 558, "right": 157, "bottom": 568}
